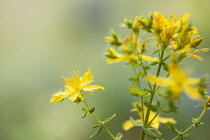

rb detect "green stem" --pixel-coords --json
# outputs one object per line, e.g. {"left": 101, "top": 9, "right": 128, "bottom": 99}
{"left": 172, "top": 106, "right": 207, "bottom": 140}
{"left": 144, "top": 49, "right": 165, "bottom": 123}
{"left": 82, "top": 99, "right": 116, "bottom": 140}
{"left": 131, "top": 64, "right": 145, "bottom": 123}
{"left": 140, "top": 49, "right": 165, "bottom": 140}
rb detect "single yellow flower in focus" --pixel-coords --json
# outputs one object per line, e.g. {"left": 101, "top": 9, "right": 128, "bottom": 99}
{"left": 122, "top": 103, "right": 176, "bottom": 131}
{"left": 50, "top": 68, "right": 105, "bottom": 103}
{"left": 147, "top": 63, "right": 202, "bottom": 100}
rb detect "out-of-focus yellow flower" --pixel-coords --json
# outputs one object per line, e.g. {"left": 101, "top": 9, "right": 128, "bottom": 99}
{"left": 122, "top": 103, "right": 176, "bottom": 130}
{"left": 50, "top": 68, "right": 104, "bottom": 103}
{"left": 147, "top": 63, "right": 202, "bottom": 100}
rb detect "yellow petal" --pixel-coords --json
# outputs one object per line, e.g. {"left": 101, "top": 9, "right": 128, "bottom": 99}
{"left": 146, "top": 75, "right": 172, "bottom": 86}
{"left": 181, "top": 13, "right": 191, "bottom": 23}
{"left": 81, "top": 68, "right": 93, "bottom": 87}
{"left": 126, "top": 54, "right": 138, "bottom": 62}
{"left": 185, "top": 85, "right": 202, "bottom": 100}
{"left": 191, "top": 27, "right": 198, "bottom": 34}
{"left": 83, "top": 85, "right": 105, "bottom": 92}
{"left": 150, "top": 120, "right": 160, "bottom": 129}
{"left": 158, "top": 117, "right": 177, "bottom": 124}
{"left": 191, "top": 48, "right": 209, "bottom": 55}
{"left": 65, "top": 85, "right": 76, "bottom": 93}
{"left": 186, "top": 78, "right": 200, "bottom": 85}
{"left": 186, "top": 54, "right": 203, "bottom": 61}
{"left": 169, "top": 63, "right": 186, "bottom": 81}
{"left": 170, "top": 82, "right": 183, "bottom": 99}
{"left": 50, "top": 92, "right": 71, "bottom": 103}
{"left": 106, "top": 57, "right": 125, "bottom": 64}
{"left": 122, "top": 120, "right": 134, "bottom": 131}
{"left": 141, "top": 55, "right": 159, "bottom": 61}
{"left": 68, "top": 94, "right": 78, "bottom": 102}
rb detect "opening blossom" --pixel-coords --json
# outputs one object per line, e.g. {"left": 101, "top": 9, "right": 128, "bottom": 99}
{"left": 50, "top": 68, "right": 104, "bottom": 103}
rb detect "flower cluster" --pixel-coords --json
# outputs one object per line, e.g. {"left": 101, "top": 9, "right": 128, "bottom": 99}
{"left": 104, "top": 12, "right": 209, "bottom": 101}
{"left": 103, "top": 12, "right": 209, "bottom": 140}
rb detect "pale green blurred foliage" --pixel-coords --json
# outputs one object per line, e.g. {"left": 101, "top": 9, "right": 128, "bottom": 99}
{"left": 0, "top": 0, "right": 209, "bottom": 140}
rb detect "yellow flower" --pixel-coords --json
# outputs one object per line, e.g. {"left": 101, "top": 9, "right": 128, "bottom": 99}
{"left": 147, "top": 63, "right": 202, "bottom": 100}
{"left": 50, "top": 68, "right": 105, "bottom": 103}
{"left": 122, "top": 103, "right": 176, "bottom": 131}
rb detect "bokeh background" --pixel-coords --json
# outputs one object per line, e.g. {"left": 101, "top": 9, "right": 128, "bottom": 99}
{"left": 1, "top": 0, "right": 210, "bottom": 140}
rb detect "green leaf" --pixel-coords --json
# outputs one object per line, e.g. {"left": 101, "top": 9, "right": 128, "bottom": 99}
{"left": 104, "top": 113, "right": 116, "bottom": 123}
{"left": 139, "top": 71, "right": 147, "bottom": 77}
{"left": 89, "top": 107, "right": 95, "bottom": 113}
{"left": 128, "top": 86, "right": 149, "bottom": 97}
{"left": 148, "top": 61, "right": 159, "bottom": 65}
{"left": 82, "top": 108, "right": 88, "bottom": 111}
{"left": 143, "top": 127, "right": 162, "bottom": 139}
{"left": 129, "top": 77, "right": 136, "bottom": 81}
{"left": 115, "top": 133, "right": 123, "bottom": 140}
{"left": 130, "top": 116, "right": 143, "bottom": 127}
{"left": 162, "top": 62, "right": 169, "bottom": 72}
{"left": 92, "top": 124, "right": 100, "bottom": 128}
{"left": 124, "top": 18, "right": 133, "bottom": 28}
{"left": 183, "top": 133, "right": 189, "bottom": 137}
{"left": 155, "top": 92, "right": 168, "bottom": 97}
{"left": 89, "top": 125, "right": 102, "bottom": 138}
{"left": 132, "top": 79, "right": 139, "bottom": 87}
{"left": 81, "top": 111, "right": 88, "bottom": 118}
{"left": 166, "top": 122, "right": 179, "bottom": 133}
{"left": 143, "top": 64, "right": 150, "bottom": 70}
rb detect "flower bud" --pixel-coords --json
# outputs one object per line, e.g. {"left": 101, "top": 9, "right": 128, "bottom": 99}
{"left": 124, "top": 18, "right": 133, "bottom": 29}
{"left": 190, "top": 36, "right": 203, "bottom": 48}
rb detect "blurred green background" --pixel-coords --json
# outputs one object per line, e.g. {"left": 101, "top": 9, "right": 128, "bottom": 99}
{"left": 1, "top": 0, "right": 210, "bottom": 140}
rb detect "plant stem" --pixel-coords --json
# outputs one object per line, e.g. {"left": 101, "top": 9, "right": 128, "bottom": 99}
{"left": 82, "top": 99, "right": 116, "bottom": 140}
{"left": 172, "top": 106, "right": 208, "bottom": 140}
{"left": 140, "top": 49, "right": 165, "bottom": 140}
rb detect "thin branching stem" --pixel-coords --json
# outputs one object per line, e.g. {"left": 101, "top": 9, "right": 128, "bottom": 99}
{"left": 82, "top": 98, "right": 116, "bottom": 140}
{"left": 172, "top": 106, "right": 208, "bottom": 140}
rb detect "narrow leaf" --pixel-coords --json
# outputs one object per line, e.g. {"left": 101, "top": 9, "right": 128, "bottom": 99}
{"left": 81, "top": 112, "right": 88, "bottom": 118}
{"left": 139, "top": 71, "right": 147, "bottom": 77}
{"left": 82, "top": 108, "right": 88, "bottom": 111}
{"left": 89, "top": 125, "right": 102, "bottom": 138}
{"left": 115, "top": 133, "right": 123, "bottom": 140}
{"left": 130, "top": 116, "right": 143, "bottom": 127}
{"left": 92, "top": 124, "right": 100, "bottom": 128}
{"left": 183, "top": 133, "right": 189, "bottom": 137}
{"left": 166, "top": 122, "right": 179, "bottom": 133}
{"left": 148, "top": 61, "right": 159, "bottom": 65}
{"left": 143, "top": 128, "right": 162, "bottom": 139}
{"left": 104, "top": 113, "right": 116, "bottom": 123}
{"left": 89, "top": 107, "right": 95, "bottom": 113}
{"left": 162, "top": 62, "right": 169, "bottom": 72}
